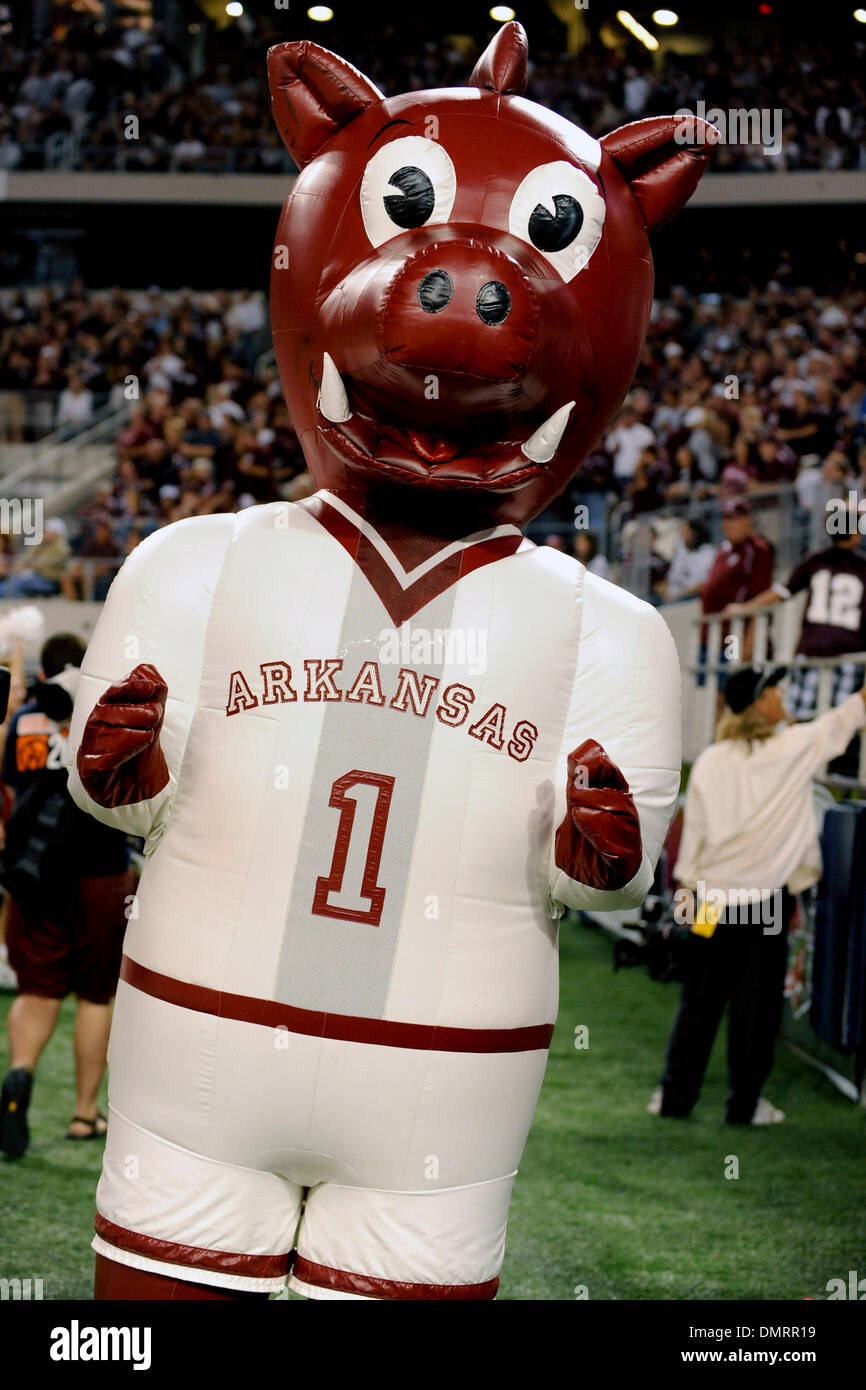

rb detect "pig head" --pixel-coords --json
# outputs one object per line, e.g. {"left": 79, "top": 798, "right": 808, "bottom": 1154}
{"left": 268, "top": 21, "right": 717, "bottom": 527}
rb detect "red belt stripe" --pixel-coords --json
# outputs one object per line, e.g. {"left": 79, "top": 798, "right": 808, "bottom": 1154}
{"left": 292, "top": 1255, "right": 498, "bottom": 1301}
{"left": 94, "top": 1213, "right": 289, "bottom": 1279}
{"left": 120, "top": 955, "right": 554, "bottom": 1054}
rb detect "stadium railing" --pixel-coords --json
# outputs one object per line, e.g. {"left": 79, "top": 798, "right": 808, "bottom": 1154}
{"left": 0, "top": 397, "right": 131, "bottom": 503}
{"left": 531, "top": 483, "right": 811, "bottom": 603}
{"left": 0, "top": 389, "right": 59, "bottom": 443}
{"left": 611, "top": 483, "right": 806, "bottom": 573}
{"left": 0, "top": 388, "right": 121, "bottom": 445}
{"left": 683, "top": 605, "right": 866, "bottom": 786}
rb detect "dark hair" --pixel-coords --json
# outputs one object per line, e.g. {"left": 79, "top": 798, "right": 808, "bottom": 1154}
{"left": 686, "top": 518, "right": 709, "bottom": 547}
{"left": 41, "top": 632, "right": 86, "bottom": 679}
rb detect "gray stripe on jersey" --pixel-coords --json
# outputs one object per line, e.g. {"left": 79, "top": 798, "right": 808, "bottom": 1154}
{"left": 274, "top": 570, "right": 457, "bottom": 1017}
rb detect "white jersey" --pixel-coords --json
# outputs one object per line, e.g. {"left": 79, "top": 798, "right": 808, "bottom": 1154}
{"left": 67, "top": 491, "right": 680, "bottom": 1296}
{"left": 68, "top": 491, "right": 679, "bottom": 1037}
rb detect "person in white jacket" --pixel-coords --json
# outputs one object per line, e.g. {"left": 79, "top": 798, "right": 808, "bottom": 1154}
{"left": 650, "top": 664, "right": 866, "bottom": 1126}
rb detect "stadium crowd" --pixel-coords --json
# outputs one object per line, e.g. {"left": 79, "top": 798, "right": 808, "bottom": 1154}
{"left": 1, "top": 9, "right": 865, "bottom": 173}
{"left": 0, "top": 281, "right": 309, "bottom": 597}
{"left": 567, "top": 271, "right": 866, "bottom": 589}
{"left": 0, "top": 264, "right": 864, "bottom": 601}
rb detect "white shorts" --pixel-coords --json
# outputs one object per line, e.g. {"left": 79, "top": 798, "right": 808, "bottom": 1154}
{"left": 93, "top": 1109, "right": 515, "bottom": 1299}
{"left": 93, "top": 973, "right": 549, "bottom": 1299}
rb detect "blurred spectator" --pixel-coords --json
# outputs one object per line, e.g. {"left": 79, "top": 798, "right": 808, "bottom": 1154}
{"left": 727, "top": 514, "right": 866, "bottom": 719}
{"left": 682, "top": 407, "right": 720, "bottom": 482}
{"left": 0, "top": 518, "right": 70, "bottom": 597}
{"left": 574, "top": 529, "right": 610, "bottom": 580}
{"left": 56, "top": 369, "right": 94, "bottom": 433}
{"left": 0, "top": 633, "right": 133, "bottom": 1157}
{"left": 606, "top": 404, "right": 656, "bottom": 490}
{"left": 703, "top": 500, "right": 775, "bottom": 609}
{"left": 657, "top": 519, "right": 717, "bottom": 601}
{"left": 754, "top": 435, "right": 799, "bottom": 486}
{"left": 701, "top": 499, "right": 775, "bottom": 661}
{"left": 626, "top": 444, "right": 670, "bottom": 515}
{"left": 775, "top": 388, "right": 821, "bottom": 457}
{"left": 62, "top": 516, "right": 122, "bottom": 602}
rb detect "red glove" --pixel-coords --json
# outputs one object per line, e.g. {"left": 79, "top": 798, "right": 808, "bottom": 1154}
{"left": 77, "top": 663, "right": 170, "bottom": 809}
{"left": 554, "top": 738, "right": 643, "bottom": 892}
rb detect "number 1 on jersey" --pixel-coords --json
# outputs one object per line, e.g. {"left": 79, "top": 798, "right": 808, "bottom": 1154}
{"left": 312, "top": 770, "right": 395, "bottom": 926}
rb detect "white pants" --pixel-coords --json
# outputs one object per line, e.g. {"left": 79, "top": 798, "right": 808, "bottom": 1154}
{"left": 93, "top": 976, "right": 549, "bottom": 1299}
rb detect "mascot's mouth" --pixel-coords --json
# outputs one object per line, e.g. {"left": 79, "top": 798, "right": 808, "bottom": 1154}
{"left": 316, "top": 352, "right": 574, "bottom": 492}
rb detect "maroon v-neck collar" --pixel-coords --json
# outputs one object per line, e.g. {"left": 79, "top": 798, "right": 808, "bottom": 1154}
{"left": 300, "top": 491, "right": 528, "bottom": 626}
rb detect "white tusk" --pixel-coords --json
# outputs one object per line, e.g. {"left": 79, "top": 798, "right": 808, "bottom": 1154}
{"left": 318, "top": 351, "right": 352, "bottom": 423}
{"left": 521, "top": 401, "right": 575, "bottom": 464}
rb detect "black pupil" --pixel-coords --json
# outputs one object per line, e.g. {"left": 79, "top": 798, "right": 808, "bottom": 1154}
{"left": 528, "top": 194, "right": 583, "bottom": 252}
{"left": 383, "top": 166, "right": 435, "bottom": 229}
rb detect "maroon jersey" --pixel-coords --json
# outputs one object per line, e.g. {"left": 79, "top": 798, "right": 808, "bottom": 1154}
{"left": 778, "top": 546, "right": 866, "bottom": 658}
{"left": 701, "top": 535, "right": 775, "bottom": 614}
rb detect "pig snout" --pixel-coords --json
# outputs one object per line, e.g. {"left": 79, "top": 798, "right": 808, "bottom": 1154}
{"left": 382, "top": 239, "right": 536, "bottom": 381}
{"left": 317, "top": 232, "right": 575, "bottom": 433}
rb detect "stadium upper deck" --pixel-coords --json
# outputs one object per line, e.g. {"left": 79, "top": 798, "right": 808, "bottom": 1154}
{"left": 1, "top": 5, "right": 865, "bottom": 175}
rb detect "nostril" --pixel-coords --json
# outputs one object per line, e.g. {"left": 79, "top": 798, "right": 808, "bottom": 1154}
{"left": 417, "top": 269, "right": 453, "bottom": 314}
{"left": 476, "top": 281, "right": 511, "bottom": 325}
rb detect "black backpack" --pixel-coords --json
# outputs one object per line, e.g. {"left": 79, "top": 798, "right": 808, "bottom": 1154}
{"left": 0, "top": 775, "right": 80, "bottom": 925}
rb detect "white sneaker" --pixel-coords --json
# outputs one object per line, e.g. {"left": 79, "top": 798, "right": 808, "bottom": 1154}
{"left": 647, "top": 1086, "right": 663, "bottom": 1115}
{"left": 751, "top": 1097, "right": 785, "bottom": 1125}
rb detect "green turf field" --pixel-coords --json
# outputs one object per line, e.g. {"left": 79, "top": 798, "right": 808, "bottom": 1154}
{"left": 2, "top": 918, "right": 864, "bottom": 1301}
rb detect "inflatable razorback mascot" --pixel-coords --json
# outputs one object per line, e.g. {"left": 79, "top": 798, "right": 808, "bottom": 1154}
{"left": 69, "top": 23, "right": 714, "bottom": 1301}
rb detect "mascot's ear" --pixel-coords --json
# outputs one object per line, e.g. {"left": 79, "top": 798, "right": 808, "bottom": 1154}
{"left": 268, "top": 41, "right": 384, "bottom": 169}
{"left": 600, "top": 116, "right": 720, "bottom": 232}
{"left": 470, "top": 20, "right": 529, "bottom": 96}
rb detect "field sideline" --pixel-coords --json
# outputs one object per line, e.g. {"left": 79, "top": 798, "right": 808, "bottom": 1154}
{"left": 2, "top": 921, "right": 864, "bottom": 1301}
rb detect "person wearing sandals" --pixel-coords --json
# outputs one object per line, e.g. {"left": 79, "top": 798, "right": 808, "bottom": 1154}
{"left": 0, "top": 634, "right": 133, "bottom": 1156}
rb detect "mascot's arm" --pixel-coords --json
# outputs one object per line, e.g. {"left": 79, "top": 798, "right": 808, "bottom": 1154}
{"left": 66, "top": 514, "right": 236, "bottom": 848}
{"left": 550, "top": 582, "right": 681, "bottom": 913}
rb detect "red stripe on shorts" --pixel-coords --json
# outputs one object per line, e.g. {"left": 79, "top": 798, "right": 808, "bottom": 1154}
{"left": 292, "top": 1254, "right": 498, "bottom": 1300}
{"left": 120, "top": 955, "right": 554, "bottom": 1054}
{"left": 94, "top": 1214, "right": 290, "bottom": 1279}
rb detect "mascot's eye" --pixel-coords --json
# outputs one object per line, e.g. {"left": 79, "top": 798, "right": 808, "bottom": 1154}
{"left": 528, "top": 195, "right": 583, "bottom": 252}
{"left": 384, "top": 166, "right": 435, "bottom": 229}
{"left": 361, "top": 136, "right": 456, "bottom": 248}
{"left": 509, "top": 161, "right": 605, "bottom": 283}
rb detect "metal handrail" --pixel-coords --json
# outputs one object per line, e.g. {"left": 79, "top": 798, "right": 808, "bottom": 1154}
{"left": 686, "top": 599, "right": 866, "bottom": 786}
{"left": 686, "top": 651, "right": 866, "bottom": 674}
{"left": 608, "top": 482, "right": 813, "bottom": 601}
{"left": 0, "top": 398, "right": 131, "bottom": 498}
